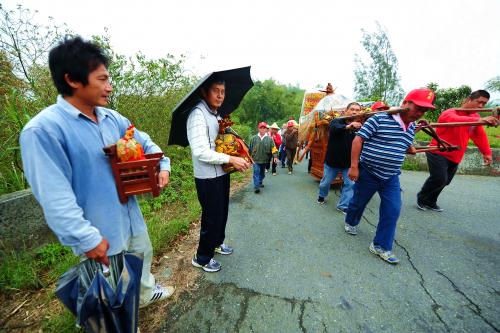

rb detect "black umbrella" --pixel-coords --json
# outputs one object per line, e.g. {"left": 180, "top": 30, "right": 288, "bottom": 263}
{"left": 168, "top": 66, "right": 254, "bottom": 147}
{"left": 55, "top": 252, "right": 143, "bottom": 333}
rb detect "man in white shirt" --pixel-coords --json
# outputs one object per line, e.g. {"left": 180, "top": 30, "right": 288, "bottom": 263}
{"left": 186, "top": 76, "right": 250, "bottom": 272}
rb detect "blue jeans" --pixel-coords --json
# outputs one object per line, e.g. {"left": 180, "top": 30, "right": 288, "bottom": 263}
{"left": 279, "top": 144, "right": 286, "bottom": 167}
{"left": 318, "top": 164, "right": 354, "bottom": 210}
{"left": 253, "top": 163, "right": 266, "bottom": 188}
{"left": 345, "top": 164, "right": 401, "bottom": 251}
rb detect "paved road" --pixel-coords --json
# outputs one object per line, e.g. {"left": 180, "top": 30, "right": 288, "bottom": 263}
{"left": 160, "top": 161, "right": 500, "bottom": 333}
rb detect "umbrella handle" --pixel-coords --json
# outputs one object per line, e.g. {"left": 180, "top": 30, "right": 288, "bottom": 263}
{"left": 101, "top": 264, "right": 110, "bottom": 277}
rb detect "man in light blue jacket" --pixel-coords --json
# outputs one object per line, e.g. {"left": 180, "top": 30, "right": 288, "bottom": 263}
{"left": 20, "top": 36, "right": 174, "bottom": 307}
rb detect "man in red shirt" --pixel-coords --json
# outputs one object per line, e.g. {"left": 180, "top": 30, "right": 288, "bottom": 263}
{"left": 417, "top": 90, "right": 498, "bottom": 211}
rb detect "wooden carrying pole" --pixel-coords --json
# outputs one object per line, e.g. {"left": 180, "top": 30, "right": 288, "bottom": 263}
{"left": 454, "top": 107, "right": 499, "bottom": 112}
{"left": 429, "top": 120, "right": 497, "bottom": 127}
{"left": 334, "top": 107, "right": 409, "bottom": 121}
{"left": 413, "top": 146, "right": 460, "bottom": 153}
{"left": 454, "top": 107, "right": 499, "bottom": 118}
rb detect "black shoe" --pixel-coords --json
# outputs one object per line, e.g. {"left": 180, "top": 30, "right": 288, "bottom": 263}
{"left": 254, "top": 188, "right": 260, "bottom": 194}
{"left": 317, "top": 196, "right": 325, "bottom": 205}
{"left": 417, "top": 201, "right": 443, "bottom": 212}
{"left": 425, "top": 203, "right": 443, "bottom": 212}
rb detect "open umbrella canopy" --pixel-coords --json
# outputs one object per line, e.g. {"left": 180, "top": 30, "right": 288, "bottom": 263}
{"left": 168, "top": 66, "right": 254, "bottom": 147}
{"left": 55, "top": 252, "right": 143, "bottom": 333}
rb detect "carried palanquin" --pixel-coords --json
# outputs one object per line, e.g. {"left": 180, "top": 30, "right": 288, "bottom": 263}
{"left": 215, "top": 116, "right": 254, "bottom": 173}
{"left": 298, "top": 89, "right": 363, "bottom": 180}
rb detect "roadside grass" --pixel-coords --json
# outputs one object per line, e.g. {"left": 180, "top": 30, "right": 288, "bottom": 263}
{"left": 401, "top": 158, "right": 421, "bottom": 171}
{"left": 41, "top": 308, "right": 83, "bottom": 333}
{"left": 484, "top": 126, "right": 500, "bottom": 148}
{"left": 0, "top": 244, "right": 79, "bottom": 291}
{"left": 0, "top": 148, "right": 249, "bottom": 332}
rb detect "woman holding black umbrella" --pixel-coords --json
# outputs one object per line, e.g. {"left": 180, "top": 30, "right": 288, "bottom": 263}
{"left": 185, "top": 75, "right": 251, "bottom": 272}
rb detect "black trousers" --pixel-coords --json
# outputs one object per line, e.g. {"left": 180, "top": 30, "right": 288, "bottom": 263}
{"left": 286, "top": 148, "right": 296, "bottom": 172}
{"left": 417, "top": 153, "right": 458, "bottom": 206}
{"left": 271, "top": 160, "right": 277, "bottom": 173}
{"left": 195, "top": 173, "right": 230, "bottom": 265}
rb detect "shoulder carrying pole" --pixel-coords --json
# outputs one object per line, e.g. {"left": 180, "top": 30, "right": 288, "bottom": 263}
{"left": 454, "top": 107, "right": 499, "bottom": 119}
{"left": 334, "top": 107, "right": 409, "bottom": 121}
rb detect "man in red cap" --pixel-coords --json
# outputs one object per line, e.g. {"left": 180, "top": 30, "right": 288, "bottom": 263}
{"left": 249, "top": 122, "right": 278, "bottom": 193}
{"left": 282, "top": 120, "right": 299, "bottom": 174}
{"left": 417, "top": 90, "right": 498, "bottom": 211}
{"left": 371, "top": 101, "right": 390, "bottom": 111}
{"left": 344, "top": 88, "right": 434, "bottom": 264}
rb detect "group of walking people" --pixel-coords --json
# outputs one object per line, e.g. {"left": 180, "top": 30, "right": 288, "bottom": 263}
{"left": 18, "top": 35, "right": 498, "bottom": 328}
{"left": 316, "top": 89, "right": 497, "bottom": 264}
{"left": 248, "top": 119, "right": 300, "bottom": 193}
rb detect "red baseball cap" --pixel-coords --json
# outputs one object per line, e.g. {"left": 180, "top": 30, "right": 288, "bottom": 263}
{"left": 287, "top": 121, "right": 294, "bottom": 127}
{"left": 258, "top": 122, "right": 268, "bottom": 128}
{"left": 371, "top": 101, "right": 390, "bottom": 111}
{"left": 404, "top": 88, "right": 436, "bottom": 109}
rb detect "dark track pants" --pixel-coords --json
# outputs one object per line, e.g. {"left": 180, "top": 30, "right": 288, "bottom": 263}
{"left": 194, "top": 174, "right": 230, "bottom": 265}
{"left": 417, "top": 153, "right": 458, "bottom": 206}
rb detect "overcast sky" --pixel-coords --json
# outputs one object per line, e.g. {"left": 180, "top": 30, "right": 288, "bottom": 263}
{"left": 3, "top": 0, "right": 500, "bottom": 99}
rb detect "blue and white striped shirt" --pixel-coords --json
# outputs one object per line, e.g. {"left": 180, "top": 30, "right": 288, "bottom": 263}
{"left": 357, "top": 113, "right": 415, "bottom": 180}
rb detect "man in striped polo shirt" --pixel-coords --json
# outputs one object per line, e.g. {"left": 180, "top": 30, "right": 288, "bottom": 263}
{"left": 344, "top": 88, "right": 435, "bottom": 264}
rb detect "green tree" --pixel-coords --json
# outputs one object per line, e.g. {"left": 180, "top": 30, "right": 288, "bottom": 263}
{"left": 0, "top": 50, "right": 24, "bottom": 101}
{"left": 237, "top": 79, "right": 303, "bottom": 130}
{"left": 0, "top": 4, "right": 70, "bottom": 91}
{"left": 92, "top": 32, "right": 197, "bottom": 147}
{"left": 353, "top": 23, "right": 404, "bottom": 105}
{"left": 484, "top": 76, "right": 500, "bottom": 92}
{"left": 0, "top": 4, "right": 70, "bottom": 194}
{"left": 0, "top": 4, "right": 196, "bottom": 194}
{"left": 426, "top": 82, "right": 471, "bottom": 122}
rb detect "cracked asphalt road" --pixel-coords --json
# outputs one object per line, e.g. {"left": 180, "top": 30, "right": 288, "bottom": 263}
{"left": 159, "top": 162, "right": 499, "bottom": 333}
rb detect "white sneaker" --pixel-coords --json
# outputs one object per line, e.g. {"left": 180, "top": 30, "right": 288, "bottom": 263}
{"left": 344, "top": 224, "right": 358, "bottom": 235}
{"left": 140, "top": 284, "right": 175, "bottom": 308}
{"left": 369, "top": 243, "right": 400, "bottom": 264}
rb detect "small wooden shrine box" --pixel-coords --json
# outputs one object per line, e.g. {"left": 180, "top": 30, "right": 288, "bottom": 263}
{"left": 103, "top": 144, "right": 163, "bottom": 203}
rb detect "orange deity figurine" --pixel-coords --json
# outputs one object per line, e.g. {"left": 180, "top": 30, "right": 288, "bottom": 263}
{"left": 116, "top": 124, "right": 145, "bottom": 162}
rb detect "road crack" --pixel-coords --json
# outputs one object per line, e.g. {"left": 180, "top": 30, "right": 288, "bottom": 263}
{"left": 361, "top": 213, "right": 451, "bottom": 332}
{"left": 395, "top": 240, "right": 450, "bottom": 332}
{"left": 436, "top": 271, "right": 499, "bottom": 332}
{"left": 298, "top": 300, "right": 307, "bottom": 333}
